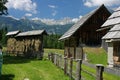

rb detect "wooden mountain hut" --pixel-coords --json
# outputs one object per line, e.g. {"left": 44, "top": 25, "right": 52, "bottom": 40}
{"left": 6, "top": 30, "right": 20, "bottom": 54}
{"left": 59, "top": 4, "right": 111, "bottom": 59}
{"left": 101, "top": 7, "right": 120, "bottom": 67}
{"left": 6, "top": 30, "right": 47, "bottom": 59}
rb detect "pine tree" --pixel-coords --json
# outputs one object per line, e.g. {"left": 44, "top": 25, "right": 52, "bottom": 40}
{"left": 0, "top": 27, "right": 8, "bottom": 46}
{"left": 0, "top": 0, "right": 8, "bottom": 15}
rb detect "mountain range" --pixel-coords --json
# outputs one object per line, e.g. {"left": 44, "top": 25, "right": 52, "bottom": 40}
{"left": 0, "top": 16, "right": 75, "bottom": 34}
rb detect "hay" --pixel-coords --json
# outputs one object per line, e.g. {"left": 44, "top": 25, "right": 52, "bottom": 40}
{"left": 7, "top": 38, "right": 16, "bottom": 53}
{"left": 35, "top": 39, "right": 41, "bottom": 51}
{"left": 7, "top": 37, "right": 43, "bottom": 58}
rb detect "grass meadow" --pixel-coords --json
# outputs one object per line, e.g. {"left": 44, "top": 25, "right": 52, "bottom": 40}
{"left": 44, "top": 47, "right": 120, "bottom": 80}
{"left": 1, "top": 56, "right": 70, "bottom": 80}
{"left": 1, "top": 47, "right": 120, "bottom": 80}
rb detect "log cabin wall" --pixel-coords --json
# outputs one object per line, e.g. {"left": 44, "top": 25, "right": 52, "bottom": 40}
{"left": 76, "top": 7, "right": 110, "bottom": 46}
{"left": 64, "top": 37, "right": 77, "bottom": 58}
{"left": 113, "top": 42, "right": 120, "bottom": 64}
{"left": 61, "top": 4, "right": 111, "bottom": 59}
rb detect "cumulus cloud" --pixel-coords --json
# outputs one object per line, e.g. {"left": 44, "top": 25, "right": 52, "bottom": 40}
{"left": 48, "top": 5, "right": 57, "bottom": 9}
{"left": 83, "top": 0, "right": 120, "bottom": 7}
{"left": 6, "top": 0, "right": 37, "bottom": 13}
{"left": 25, "top": 13, "right": 32, "bottom": 17}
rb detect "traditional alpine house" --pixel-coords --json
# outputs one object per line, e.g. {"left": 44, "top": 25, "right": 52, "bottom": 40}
{"left": 59, "top": 4, "right": 111, "bottom": 59}
{"left": 6, "top": 30, "right": 47, "bottom": 59}
{"left": 101, "top": 7, "right": 120, "bottom": 67}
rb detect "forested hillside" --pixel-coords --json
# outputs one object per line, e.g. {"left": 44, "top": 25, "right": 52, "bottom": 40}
{"left": 43, "top": 34, "right": 64, "bottom": 49}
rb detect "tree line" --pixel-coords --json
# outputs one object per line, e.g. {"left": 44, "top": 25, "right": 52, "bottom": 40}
{"left": 43, "top": 34, "right": 64, "bottom": 49}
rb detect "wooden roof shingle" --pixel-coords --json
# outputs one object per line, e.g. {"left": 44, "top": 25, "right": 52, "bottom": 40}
{"left": 102, "top": 24, "right": 120, "bottom": 39}
{"left": 102, "top": 6, "right": 120, "bottom": 27}
{"left": 102, "top": 6, "right": 120, "bottom": 40}
{"left": 59, "top": 4, "right": 108, "bottom": 40}
{"left": 16, "top": 30, "right": 47, "bottom": 37}
{"left": 6, "top": 30, "right": 20, "bottom": 36}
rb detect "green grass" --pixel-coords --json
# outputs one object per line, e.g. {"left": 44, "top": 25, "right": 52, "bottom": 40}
{"left": 1, "top": 56, "right": 70, "bottom": 80}
{"left": 44, "top": 48, "right": 64, "bottom": 59}
{"left": 44, "top": 48, "right": 120, "bottom": 80}
{"left": 83, "top": 47, "right": 107, "bottom": 66}
{"left": 1, "top": 48, "right": 120, "bottom": 80}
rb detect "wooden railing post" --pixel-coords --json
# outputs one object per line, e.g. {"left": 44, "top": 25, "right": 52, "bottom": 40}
{"left": 96, "top": 64, "right": 104, "bottom": 80}
{"left": 56, "top": 54, "right": 59, "bottom": 66}
{"left": 54, "top": 54, "right": 57, "bottom": 65}
{"left": 48, "top": 53, "right": 50, "bottom": 60}
{"left": 64, "top": 57, "right": 68, "bottom": 75}
{"left": 76, "top": 59, "right": 82, "bottom": 80}
{"left": 51, "top": 53, "right": 54, "bottom": 63}
{"left": 57, "top": 54, "right": 61, "bottom": 68}
{"left": 59, "top": 55, "right": 62, "bottom": 68}
{"left": 69, "top": 57, "right": 73, "bottom": 80}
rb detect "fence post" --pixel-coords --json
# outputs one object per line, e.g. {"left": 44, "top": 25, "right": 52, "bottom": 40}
{"left": 59, "top": 55, "right": 62, "bottom": 68}
{"left": 64, "top": 57, "right": 68, "bottom": 75}
{"left": 51, "top": 53, "right": 54, "bottom": 63}
{"left": 69, "top": 57, "right": 73, "bottom": 80}
{"left": 96, "top": 64, "right": 104, "bottom": 80}
{"left": 76, "top": 59, "right": 82, "bottom": 80}
{"left": 57, "top": 54, "right": 59, "bottom": 66}
{"left": 54, "top": 54, "right": 57, "bottom": 65}
{"left": 48, "top": 53, "right": 50, "bottom": 60}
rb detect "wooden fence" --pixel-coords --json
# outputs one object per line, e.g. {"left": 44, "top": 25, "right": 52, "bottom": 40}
{"left": 48, "top": 53, "right": 104, "bottom": 80}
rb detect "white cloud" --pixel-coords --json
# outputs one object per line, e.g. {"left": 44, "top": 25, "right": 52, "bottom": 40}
{"left": 52, "top": 10, "right": 57, "bottom": 16}
{"left": 6, "top": 0, "right": 37, "bottom": 13}
{"left": 48, "top": 5, "right": 57, "bottom": 16}
{"left": 83, "top": 0, "right": 120, "bottom": 7}
{"left": 32, "top": 17, "right": 40, "bottom": 20}
{"left": 25, "top": 13, "right": 32, "bottom": 17}
{"left": 48, "top": 5, "right": 57, "bottom": 9}
{"left": 79, "top": 15, "right": 83, "bottom": 19}
{"left": 32, "top": 16, "right": 83, "bottom": 25}
{"left": 72, "top": 15, "right": 83, "bottom": 23}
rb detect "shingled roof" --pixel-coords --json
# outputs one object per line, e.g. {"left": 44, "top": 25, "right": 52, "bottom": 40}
{"left": 102, "top": 6, "right": 120, "bottom": 40}
{"left": 102, "top": 24, "right": 120, "bottom": 39}
{"left": 6, "top": 30, "right": 20, "bottom": 36}
{"left": 16, "top": 30, "right": 47, "bottom": 37}
{"left": 59, "top": 4, "right": 108, "bottom": 40}
{"left": 101, "top": 6, "right": 120, "bottom": 27}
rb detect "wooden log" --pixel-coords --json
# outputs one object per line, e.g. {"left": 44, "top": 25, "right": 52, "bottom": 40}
{"left": 51, "top": 53, "right": 54, "bottom": 63}
{"left": 59, "top": 55, "right": 62, "bottom": 68}
{"left": 69, "top": 57, "right": 73, "bottom": 80}
{"left": 64, "top": 57, "right": 68, "bottom": 75}
{"left": 54, "top": 54, "right": 57, "bottom": 65}
{"left": 96, "top": 64, "right": 104, "bottom": 80}
{"left": 76, "top": 59, "right": 82, "bottom": 80}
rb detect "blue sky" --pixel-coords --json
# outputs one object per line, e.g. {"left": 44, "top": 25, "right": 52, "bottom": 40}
{"left": 5, "top": 0, "right": 120, "bottom": 20}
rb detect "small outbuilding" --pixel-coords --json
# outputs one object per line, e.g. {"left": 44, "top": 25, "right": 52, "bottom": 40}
{"left": 6, "top": 30, "right": 47, "bottom": 59}
{"left": 59, "top": 4, "right": 111, "bottom": 59}
{"left": 101, "top": 7, "right": 120, "bottom": 67}
{"left": 6, "top": 30, "right": 21, "bottom": 54}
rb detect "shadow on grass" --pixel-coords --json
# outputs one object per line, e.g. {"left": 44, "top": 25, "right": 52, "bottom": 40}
{"left": 3, "top": 56, "right": 36, "bottom": 64}
{"left": 0, "top": 74, "right": 15, "bottom": 80}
